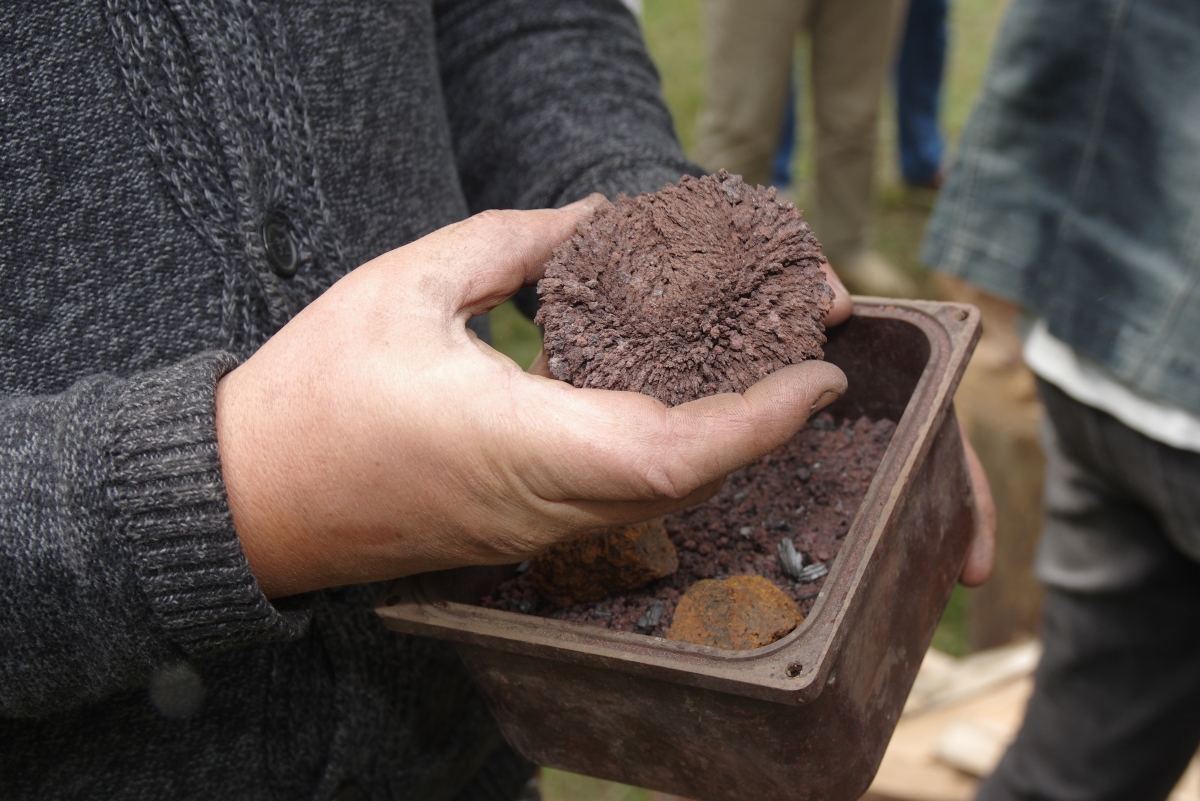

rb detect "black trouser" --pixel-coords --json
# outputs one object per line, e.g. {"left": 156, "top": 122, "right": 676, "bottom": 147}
{"left": 977, "top": 381, "right": 1200, "bottom": 801}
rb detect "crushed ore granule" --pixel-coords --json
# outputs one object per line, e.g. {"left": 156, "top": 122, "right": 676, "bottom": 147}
{"left": 536, "top": 170, "right": 834, "bottom": 407}
{"left": 481, "top": 413, "right": 896, "bottom": 637}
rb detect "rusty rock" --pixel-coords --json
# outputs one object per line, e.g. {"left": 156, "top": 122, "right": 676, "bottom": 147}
{"left": 529, "top": 520, "right": 678, "bottom": 607}
{"left": 666, "top": 575, "right": 804, "bottom": 650}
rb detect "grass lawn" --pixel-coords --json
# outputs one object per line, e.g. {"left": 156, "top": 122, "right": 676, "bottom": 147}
{"left": 489, "top": 1, "right": 1010, "bottom": 794}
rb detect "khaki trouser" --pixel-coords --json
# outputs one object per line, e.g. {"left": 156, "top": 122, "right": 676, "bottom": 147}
{"left": 694, "top": 0, "right": 907, "bottom": 265}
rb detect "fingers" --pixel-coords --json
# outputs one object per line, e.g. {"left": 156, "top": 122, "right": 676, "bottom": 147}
{"left": 559, "top": 193, "right": 609, "bottom": 216}
{"left": 657, "top": 360, "right": 847, "bottom": 488}
{"left": 394, "top": 196, "right": 607, "bottom": 317}
{"left": 821, "top": 262, "right": 853, "bottom": 327}
{"left": 958, "top": 419, "right": 996, "bottom": 586}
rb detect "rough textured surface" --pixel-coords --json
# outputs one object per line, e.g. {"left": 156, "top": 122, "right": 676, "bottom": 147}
{"left": 665, "top": 575, "right": 804, "bottom": 650}
{"left": 481, "top": 413, "right": 896, "bottom": 635}
{"left": 529, "top": 520, "right": 679, "bottom": 607}
{"left": 536, "top": 170, "right": 835, "bottom": 406}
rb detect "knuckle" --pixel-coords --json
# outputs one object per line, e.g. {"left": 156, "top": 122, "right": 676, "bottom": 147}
{"left": 470, "top": 208, "right": 520, "bottom": 230}
{"left": 633, "top": 412, "right": 703, "bottom": 500}
{"left": 640, "top": 459, "right": 698, "bottom": 501}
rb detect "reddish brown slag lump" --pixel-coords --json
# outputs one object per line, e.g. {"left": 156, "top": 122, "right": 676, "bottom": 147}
{"left": 528, "top": 520, "right": 678, "bottom": 607}
{"left": 536, "top": 170, "right": 834, "bottom": 407}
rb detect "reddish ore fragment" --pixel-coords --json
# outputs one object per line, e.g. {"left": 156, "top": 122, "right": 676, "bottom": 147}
{"left": 529, "top": 520, "right": 679, "bottom": 607}
{"left": 666, "top": 575, "right": 804, "bottom": 650}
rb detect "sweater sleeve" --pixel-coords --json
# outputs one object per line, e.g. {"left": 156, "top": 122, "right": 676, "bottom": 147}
{"left": 0, "top": 352, "right": 308, "bottom": 719}
{"left": 434, "top": 0, "right": 699, "bottom": 211}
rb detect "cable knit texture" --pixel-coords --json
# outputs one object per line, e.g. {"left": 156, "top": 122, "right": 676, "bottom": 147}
{"left": 0, "top": 0, "right": 694, "bottom": 798}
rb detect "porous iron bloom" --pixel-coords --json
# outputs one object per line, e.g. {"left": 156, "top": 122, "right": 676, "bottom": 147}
{"left": 536, "top": 170, "right": 834, "bottom": 406}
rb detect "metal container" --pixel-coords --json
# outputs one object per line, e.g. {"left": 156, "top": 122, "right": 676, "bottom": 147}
{"left": 377, "top": 298, "right": 982, "bottom": 801}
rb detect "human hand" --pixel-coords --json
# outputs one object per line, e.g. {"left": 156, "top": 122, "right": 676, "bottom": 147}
{"left": 820, "top": 261, "right": 853, "bottom": 326}
{"left": 958, "top": 419, "right": 996, "bottom": 586}
{"left": 216, "top": 197, "right": 848, "bottom": 598}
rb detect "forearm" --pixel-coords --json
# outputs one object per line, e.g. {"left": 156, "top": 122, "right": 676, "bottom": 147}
{"left": 0, "top": 354, "right": 306, "bottom": 718}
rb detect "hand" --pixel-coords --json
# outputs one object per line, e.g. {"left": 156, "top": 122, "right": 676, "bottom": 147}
{"left": 820, "top": 261, "right": 853, "bottom": 327}
{"left": 958, "top": 419, "right": 996, "bottom": 586}
{"left": 216, "top": 197, "right": 848, "bottom": 598}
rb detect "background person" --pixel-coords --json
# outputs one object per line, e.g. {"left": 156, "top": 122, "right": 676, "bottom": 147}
{"left": 896, "top": 0, "right": 947, "bottom": 189}
{"left": 923, "top": 0, "right": 1200, "bottom": 797}
{"left": 694, "top": 0, "right": 915, "bottom": 297}
{"left": 769, "top": 0, "right": 948, "bottom": 194}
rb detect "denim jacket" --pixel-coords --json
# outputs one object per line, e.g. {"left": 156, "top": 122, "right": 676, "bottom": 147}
{"left": 922, "top": 0, "right": 1200, "bottom": 414}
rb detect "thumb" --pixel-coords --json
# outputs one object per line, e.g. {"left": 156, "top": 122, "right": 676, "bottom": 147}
{"left": 529, "top": 359, "right": 848, "bottom": 505}
{"left": 957, "top": 420, "right": 996, "bottom": 586}
{"left": 653, "top": 360, "right": 849, "bottom": 490}
{"left": 399, "top": 196, "right": 607, "bottom": 318}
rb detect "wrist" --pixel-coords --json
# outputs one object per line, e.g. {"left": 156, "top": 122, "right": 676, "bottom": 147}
{"left": 215, "top": 366, "right": 316, "bottom": 598}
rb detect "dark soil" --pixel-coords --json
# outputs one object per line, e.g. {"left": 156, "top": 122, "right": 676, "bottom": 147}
{"left": 536, "top": 170, "right": 834, "bottom": 407}
{"left": 480, "top": 413, "right": 896, "bottom": 637}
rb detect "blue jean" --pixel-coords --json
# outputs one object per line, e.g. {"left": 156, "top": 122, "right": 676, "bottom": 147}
{"left": 976, "top": 381, "right": 1200, "bottom": 801}
{"left": 895, "top": 0, "right": 946, "bottom": 185}
{"left": 771, "top": 74, "right": 797, "bottom": 188}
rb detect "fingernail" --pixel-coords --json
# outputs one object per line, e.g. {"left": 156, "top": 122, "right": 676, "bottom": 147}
{"left": 810, "top": 389, "right": 842, "bottom": 413}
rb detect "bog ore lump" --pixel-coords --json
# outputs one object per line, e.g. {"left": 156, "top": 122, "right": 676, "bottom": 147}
{"left": 536, "top": 170, "right": 834, "bottom": 407}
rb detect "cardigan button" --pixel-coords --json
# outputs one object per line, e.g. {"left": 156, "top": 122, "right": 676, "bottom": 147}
{"left": 262, "top": 211, "right": 299, "bottom": 277}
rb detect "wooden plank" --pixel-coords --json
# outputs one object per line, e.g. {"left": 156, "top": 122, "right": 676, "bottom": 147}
{"left": 867, "top": 676, "right": 1032, "bottom": 801}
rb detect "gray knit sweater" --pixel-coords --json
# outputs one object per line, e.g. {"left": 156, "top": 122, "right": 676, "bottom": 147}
{"left": 0, "top": 1, "right": 691, "bottom": 798}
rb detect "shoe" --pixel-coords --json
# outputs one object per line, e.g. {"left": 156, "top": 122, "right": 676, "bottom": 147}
{"left": 905, "top": 168, "right": 945, "bottom": 192}
{"left": 831, "top": 251, "right": 918, "bottom": 298}
{"left": 905, "top": 171, "right": 944, "bottom": 191}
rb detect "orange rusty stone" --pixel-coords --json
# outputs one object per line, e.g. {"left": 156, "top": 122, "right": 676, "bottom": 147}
{"left": 529, "top": 519, "right": 678, "bottom": 607}
{"left": 666, "top": 575, "right": 804, "bottom": 650}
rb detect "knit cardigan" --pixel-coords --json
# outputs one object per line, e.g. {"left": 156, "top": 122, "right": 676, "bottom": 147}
{"left": 0, "top": 1, "right": 692, "bottom": 798}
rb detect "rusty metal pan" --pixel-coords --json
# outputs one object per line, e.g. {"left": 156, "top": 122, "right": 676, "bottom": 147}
{"left": 377, "top": 298, "right": 981, "bottom": 801}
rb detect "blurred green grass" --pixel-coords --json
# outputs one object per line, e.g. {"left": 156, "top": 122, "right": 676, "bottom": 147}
{"left": 490, "top": 299, "right": 542, "bottom": 370}
{"left": 542, "top": 770, "right": 653, "bottom": 801}
{"left": 494, "top": 2, "right": 1007, "bottom": 794}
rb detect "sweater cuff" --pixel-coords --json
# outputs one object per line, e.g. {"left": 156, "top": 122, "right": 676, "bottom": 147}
{"left": 106, "top": 352, "right": 310, "bottom": 656}
{"left": 556, "top": 157, "right": 700, "bottom": 205}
